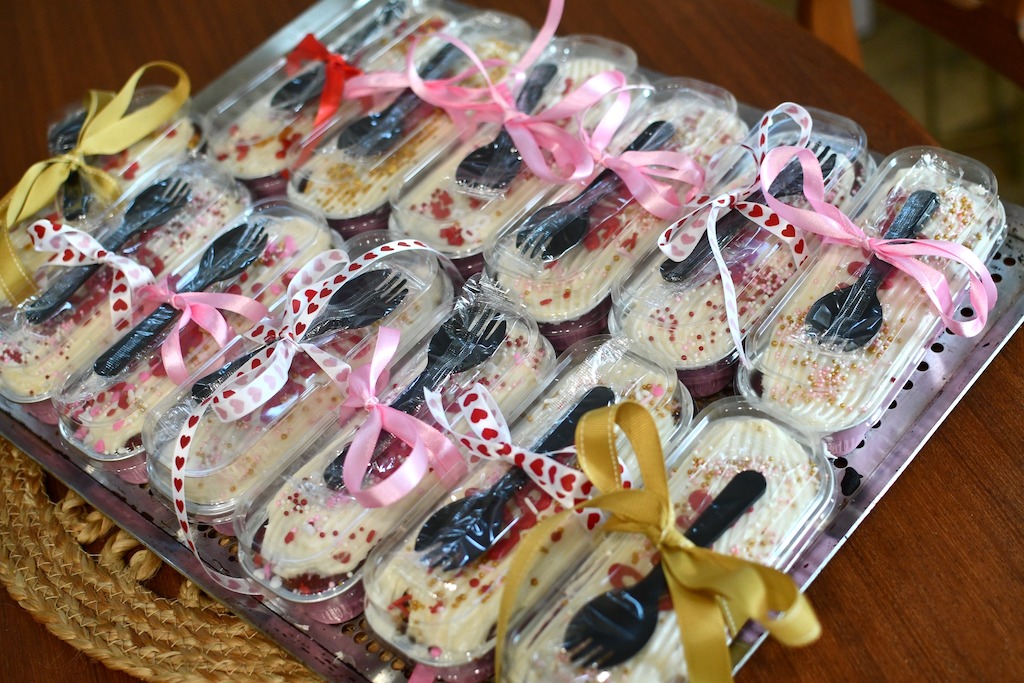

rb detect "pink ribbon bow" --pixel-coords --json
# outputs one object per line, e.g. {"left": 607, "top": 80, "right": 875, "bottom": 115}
{"left": 758, "top": 145, "right": 997, "bottom": 338}
{"left": 340, "top": 326, "right": 467, "bottom": 508}
{"left": 343, "top": 0, "right": 565, "bottom": 136}
{"left": 137, "top": 280, "right": 269, "bottom": 385}
{"left": 285, "top": 33, "right": 364, "bottom": 129}
{"left": 425, "top": 383, "right": 633, "bottom": 531}
{"left": 29, "top": 219, "right": 155, "bottom": 327}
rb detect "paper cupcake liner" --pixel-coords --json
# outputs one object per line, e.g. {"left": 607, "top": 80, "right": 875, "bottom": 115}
{"left": 537, "top": 297, "right": 612, "bottom": 353}
{"left": 327, "top": 204, "right": 392, "bottom": 240}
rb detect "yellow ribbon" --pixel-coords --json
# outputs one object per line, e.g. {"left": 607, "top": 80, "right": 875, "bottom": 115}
{"left": 1, "top": 61, "right": 190, "bottom": 303}
{"left": 496, "top": 401, "right": 821, "bottom": 683}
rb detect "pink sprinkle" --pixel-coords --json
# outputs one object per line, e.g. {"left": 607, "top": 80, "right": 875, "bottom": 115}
{"left": 268, "top": 283, "right": 284, "bottom": 296}
{"left": 94, "top": 439, "right": 106, "bottom": 452}
{"left": 89, "top": 406, "right": 103, "bottom": 418}
{"left": 651, "top": 385, "right": 665, "bottom": 397}
{"left": 112, "top": 419, "right": 125, "bottom": 432}
{"left": 429, "top": 646, "right": 443, "bottom": 658}
{"left": 139, "top": 371, "right": 152, "bottom": 382}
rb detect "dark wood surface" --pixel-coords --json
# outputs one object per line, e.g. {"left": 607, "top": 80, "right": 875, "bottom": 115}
{"left": 1, "top": 1, "right": 1021, "bottom": 681}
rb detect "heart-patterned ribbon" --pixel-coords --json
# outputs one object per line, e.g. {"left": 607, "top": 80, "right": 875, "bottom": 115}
{"left": 284, "top": 33, "right": 364, "bottom": 129}
{"left": 205, "top": 239, "right": 439, "bottom": 423}
{"left": 655, "top": 103, "right": 818, "bottom": 369}
{"left": 29, "top": 219, "right": 155, "bottom": 327}
{"left": 495, "top": 401, "right": 821, "bottom": 683}
{"left": 342, "top": 0, "right": 565, "bottom": 136}
{"left": 425, "top": 382, "right": 635, "bottom": 531}
{"left": 136, "top": 280, "right": 269, "bottom": 385}
{"left": 2, "top": 62, "right": 190, "bottom": 304}
{"left": 758, "top": 145, "right": 997, "bottom": 338}
{"left": 339, "top": 326, "right": 467, "bottom": 507}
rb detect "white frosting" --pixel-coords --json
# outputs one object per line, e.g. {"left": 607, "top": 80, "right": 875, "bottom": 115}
{"left": 390, "top": 57, "right": 630, "bottom": 259}
{"left": 57, "top": 216, "right": 332, "bottom": 460}
{"left": 363, "top": 342, "right": 687, "bottom": 667}
{"left": 506, "top": 415, "right": 826, "bottom": 683}
{"left": 287, "top": 38, "right": 523, "bottom": 221}
{"left": 751, "top": 162, "right": 1004, "bottom": 434}
{"left": 491, "top": 104, "right": 748, "bottom": 325}
{"left": 0, "top": 174, "right": 248, "bottom": 402}
{"left": 250, "top": 316, "right": 553, "bottom": 596}
{"left": 163, "top": 270, "right": 449, "bottom": 518}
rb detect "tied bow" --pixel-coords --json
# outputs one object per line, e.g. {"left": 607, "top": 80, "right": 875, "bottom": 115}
{"left": 339, "top": 326, "right": 467, "bottom": 507}
{"left": 343, "top": 0, "right": 566, "bottom": 136}
{"left": 137, "top": 280, "right": 269, "bottom": 385}
{"left": 285, "top": 34, "right": 364, "bottom": 129}
{"left": 496, "top": 402, "right": 821, "bottom": 683}
{"left": 2, "top": 62, "right": 190, "bottom": 304}
{"left": 758, "top": 146, "right": 997, "bottom": 337}
{"left": 579, "top": 88, "right": 708, "bottom": 220}
{"left": 657, "top": 103, "right": 817, "bottom": 368}
{"left": 29, "top": 219, "right": 155, "bottom": 327}
{"left": 426, "top": 383, "right": 620, "bottom": 530}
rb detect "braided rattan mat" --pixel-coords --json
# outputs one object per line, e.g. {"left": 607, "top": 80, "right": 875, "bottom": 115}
{"left": 0, "top": 437, "right": 320, "bottom": 682}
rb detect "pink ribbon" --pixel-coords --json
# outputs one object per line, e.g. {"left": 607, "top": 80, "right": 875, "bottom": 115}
{"left": 284, "top": 34, "right": 364, "bottom": 129}
{"left": 29, "top": 219, "right": 155, "bottom": 327}
{"left": 340, "top": 326, "right": 467, "bottom": 508}
{"left": 758, "top": 146, "right": 997, "bottom": 337}
{"left": 654, "top": 103, "right": 817, "bottom": 369}
{"left": 137, "top": 281, "right": 269, "bottom": 385}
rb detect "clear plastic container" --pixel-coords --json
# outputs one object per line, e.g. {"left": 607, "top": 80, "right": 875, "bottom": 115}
{"left": 362, "top": 335, "right": 694, "bottom": 676}
{"left": 143, "top": 233, "right": 458, "bottom": 527}
{"left": 610, "top": 107, "right": 873, "bottom": 397}
{"left": 286, "top": 11, "right": 533, "bottom": 240}
{"left": 232, "top": 275, "right": 557, "bottom": 624}
{"left": 484, "top": 78, "right": 749, "bottom": 353}
{"left": 8, "top": 85, "right": 202, "bottom": 282}
{"left": 0, "top": 158, "right": 250, "bottom": 405}
{"left": 388, "top": 35, "right": 639, "bottom": 278}
{"left": 503, "top": 396, "right": 837, "bottom": 683}
{"left": 204, "top": 0, "right": 453, "bottom": 197}
{"left": 737, "top": 147, "right": 1006, "bottom": 454}
{"left": 54, "top": 199, "right": 335, "bottom": 478}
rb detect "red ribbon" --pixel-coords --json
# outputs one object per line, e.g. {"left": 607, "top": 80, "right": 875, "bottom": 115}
{"left": 285, "top": 33, "right": 364, "bottom": 129}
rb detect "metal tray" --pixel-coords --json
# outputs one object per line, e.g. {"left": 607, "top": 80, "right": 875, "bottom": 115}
{"left": 3, "top": 1, "right": 1023, "bottom": 680}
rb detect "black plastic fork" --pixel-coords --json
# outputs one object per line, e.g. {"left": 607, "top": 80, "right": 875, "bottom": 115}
{"left": 659, "top": 143, "right": 836, "bottom": 283}
{"left": 562, "top": 469, "right": 768, "bottom": 668}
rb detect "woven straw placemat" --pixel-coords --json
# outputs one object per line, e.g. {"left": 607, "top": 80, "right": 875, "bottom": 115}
{"left": 0, "top": 436, "right": 320, "bottom": 682}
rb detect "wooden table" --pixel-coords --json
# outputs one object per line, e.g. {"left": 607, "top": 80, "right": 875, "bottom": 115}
{"left": 1, "top": 1, "right": 1021, "bottom": 681}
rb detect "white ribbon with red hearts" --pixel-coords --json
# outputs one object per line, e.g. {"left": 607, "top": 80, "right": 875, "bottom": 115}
{"left": 657, "top": 102, "right": 814, "bottom": 263}
{"left": 29, "top": 219, "right": 155, "bottom": 327}
{"left": 167, "top": 240, "right": 439, "bottom": 591}
{"left": 425, "top": 383, "right": 633, "bottom": 531}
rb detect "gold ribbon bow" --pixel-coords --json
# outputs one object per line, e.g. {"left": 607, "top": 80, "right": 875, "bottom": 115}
{"left": 496, "top": 401, "right": 820, "bottom": 683}
{"left": 1, "top": 61, "right": 190, "bottom": 303}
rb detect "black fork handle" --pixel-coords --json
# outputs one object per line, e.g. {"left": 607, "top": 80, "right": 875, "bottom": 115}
{"left": 93, "top": 303, "right": 180, "bottom": 376}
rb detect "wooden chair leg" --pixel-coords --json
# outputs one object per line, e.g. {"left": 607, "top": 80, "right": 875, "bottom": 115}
{"left": 797, "top": 0, "right": 865, "bottom": 66}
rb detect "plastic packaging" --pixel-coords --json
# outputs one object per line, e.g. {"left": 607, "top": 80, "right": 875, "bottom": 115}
{"left": 388, "top": 35, "right": 639, "bottom": 278}
{"left": 737, "top": 147, "right": 1006, "bottom": 454}
{"left": 610, "top": 107, "right": 873, "bottom": 396}
{"left": 143, "top": 232, "right": 457, "bottom": 527}
{"left": 0, "top": 158, "right": 250, "bottom": 405}
{"left": 286, "top": 11, "right": 533, "bottom": 240}
{"left": 503, "top": 396, "right": 836, "bottom": 683}
{"left": 362, "top": 335, "right": 693, "bottom": 677}
{"left": 485, "top": 78, "right": 749, "bottom": 352}
{"left": 9, "top": 86, "right": 201, "bottom": 280}
{"left": 54, "top": 199, "right": 334, "bottom": 477}
{"left": 204, "top": 0, "right": 452, "bottom": 197}
{"left": 233, "top": 275, "right": 556, "bottom": 624}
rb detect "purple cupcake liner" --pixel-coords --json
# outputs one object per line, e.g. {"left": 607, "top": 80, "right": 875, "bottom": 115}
{"left": 116, "top": 462, "right": 149, "bottom": 485}
{"left": 451, "top": 252, "right": 485, "bottom": 280}
{"left": 241, "top": 174, "right": 289, "bottom": 200}
{"left": 537, "top": 297, "right": 612, "bottom": 354}
{"left": 22, "top": 399, "right": 59, "bottom": 425}
{"left": 327, "top": 204, "right": 392, "bottom": 241}
{"left": 289, "top": 582, "right": 366, "bottom": 625}
{"left": 677, "top": 355, "right": 737, "bottom": 398}
{"left": 406, "top": 655, "right": 494, "bottom": 683}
